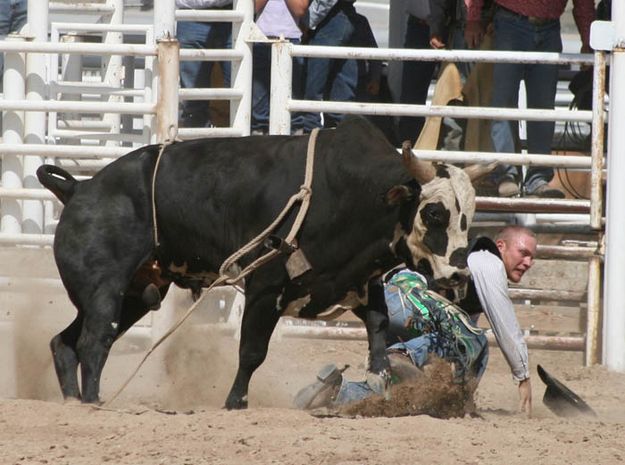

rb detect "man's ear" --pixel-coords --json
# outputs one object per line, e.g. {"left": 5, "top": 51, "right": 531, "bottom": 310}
{"left": 496, "top": 238, "right": 506, "bottom": 253}
{"left": 385, "top": 181, "right": 420, "bottom": 206}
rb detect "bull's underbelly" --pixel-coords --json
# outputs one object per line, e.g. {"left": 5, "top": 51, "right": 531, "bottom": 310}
{"left": 279, "top": 288, "right": 368, "bottom": 320}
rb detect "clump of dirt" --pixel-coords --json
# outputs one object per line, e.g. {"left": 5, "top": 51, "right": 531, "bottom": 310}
{"left": 339, "top": 357, "right": 477, "bottom": 419}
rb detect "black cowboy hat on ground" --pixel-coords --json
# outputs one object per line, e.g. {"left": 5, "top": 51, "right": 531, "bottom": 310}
{"left": 537, "top": 364, "right": 596, "bottom": 418}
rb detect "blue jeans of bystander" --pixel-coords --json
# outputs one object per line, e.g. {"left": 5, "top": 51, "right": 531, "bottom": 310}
{"left": 177, "top": 19, "right": 232, "bottom": 127}
{"left": 302, "top": 3, "right": 358, "bottom": 132}
{"left": 0, "top": 0, "right": 27, "bottom": 74}
{"left": 397, "top": 15, "right": 438, "bottom": 145}
{"left": 252, "top": 39, "right": 304, "bottom": 134}
{"left": 489, "top": 8, "right": 562, "bottom": 193}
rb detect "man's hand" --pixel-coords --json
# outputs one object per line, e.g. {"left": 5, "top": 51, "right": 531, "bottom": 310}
{"left": 518, "top": 378, "right": 532, "bottom": 417}
{"left": 464, "top": 20, "right": 484, "bottom": 49}
{"left": 430, "top": 35, "right": 446, "bottom": 49}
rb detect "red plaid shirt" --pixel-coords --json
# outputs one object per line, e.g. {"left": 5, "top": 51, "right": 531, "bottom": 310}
{"left": 465, "top": 0, "right": 596, "bottom": 49}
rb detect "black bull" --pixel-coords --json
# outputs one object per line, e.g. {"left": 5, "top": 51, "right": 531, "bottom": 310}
{"left": 37, "top": 117, "right": 481, "bottom": 408}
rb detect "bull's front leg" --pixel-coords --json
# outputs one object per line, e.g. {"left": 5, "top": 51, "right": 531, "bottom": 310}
{"left": 362, "top": 278, "right": 392, "bottom": 399}
{"left": 224, "top": 290, "right": 281, "bottom": 410}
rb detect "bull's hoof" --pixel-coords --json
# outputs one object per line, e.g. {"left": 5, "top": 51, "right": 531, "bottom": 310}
{"left": 224, "top": 395, "right": 248, "bottom": 410}
{"left": 366, "top": 368, "right": 392, "bottom": 401}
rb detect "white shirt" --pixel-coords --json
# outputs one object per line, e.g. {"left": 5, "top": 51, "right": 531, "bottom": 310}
{"left": 468, "top": 250, "right": 530, "bottom": 381}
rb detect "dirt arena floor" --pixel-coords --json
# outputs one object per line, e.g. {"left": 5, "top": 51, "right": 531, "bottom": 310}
{"left": 1, "top": 278, "right": 625, "bottom": 465}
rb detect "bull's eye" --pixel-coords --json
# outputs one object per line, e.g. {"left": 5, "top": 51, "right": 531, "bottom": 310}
{"left": 420, "top": 203, "right": 449, "bottom": 228}
{"left": 419, "top": 202, "right": 450, "bottom": 256}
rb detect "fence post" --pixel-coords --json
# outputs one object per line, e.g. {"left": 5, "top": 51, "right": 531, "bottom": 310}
{"left": 1, "top": 35, "right": 26, "bottom": 237}
{"left": 269, "top": 40, "right": 292, "bottom": 135}
{"left": 603, "top": 1, "right": 625, "bottom": 371}
{"left": 230, "top": 0, "right": 254, "bottom": 136}
{"left": 155, "top": 38, "right": 180, "bottom": 143}
{"left": 23, "top": 0, "right": 48, "bottom": 235}
{"left": 101, "top": 0, "right": 124, "bottom": 148}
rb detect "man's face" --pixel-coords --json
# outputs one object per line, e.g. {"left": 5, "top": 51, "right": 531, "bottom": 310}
{"left": 496, "top": 233, "right": 537, "bottom": 283}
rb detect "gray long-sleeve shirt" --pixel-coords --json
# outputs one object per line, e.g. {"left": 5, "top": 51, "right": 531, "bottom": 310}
{"left": 467, "top": 249, "right": 530, "bottom": 381}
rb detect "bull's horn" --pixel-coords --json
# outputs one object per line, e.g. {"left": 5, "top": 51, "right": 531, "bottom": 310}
{"left": 402, "top": 141, "right": 436, "bottom": 184}
{"left": 464, "top": 161, "right": 498, "bottom": 181}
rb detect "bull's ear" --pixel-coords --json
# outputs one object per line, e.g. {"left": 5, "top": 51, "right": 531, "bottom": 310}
{"left": 385, "top": 185, "right": 413, "bottom": 206}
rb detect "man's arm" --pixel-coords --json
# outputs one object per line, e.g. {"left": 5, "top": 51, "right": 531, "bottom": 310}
{"left": 468, "top": 250, "right": 531, "bottom": 414}
{"left": 463, "top": 0, "right": 485, "bottom": 48}
{"left": 572, "top": 0, "right": 596, "bottom": 53}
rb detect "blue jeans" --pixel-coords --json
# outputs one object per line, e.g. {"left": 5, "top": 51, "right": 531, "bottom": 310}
{"left": 334, "top": 284, "right": 489, "bottom": 406}
{"left": 302, "top": 4, "right": 358, "bottom": 132}
{"left": 489, "top": 8, "right": 562, "bottom": 192}
{"left": 0, "top": 0, "right": 27, "bottom": 75}
{"left": 251, "top": 39, "right": 304, "bottom": 134}
{"left": 397, "top": 15, "right": 437, "bottom": 144}
{"left": 177, "top": 19, "right": 232, "bottom": 127}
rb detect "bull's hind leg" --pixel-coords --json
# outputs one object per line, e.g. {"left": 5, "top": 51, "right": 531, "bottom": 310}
{"left": 76, "top": 284, "right": 167, "bottom": 403}
{"left": 75, "top": 289, "right": 126, "bottom": 403}
{"left": 224, "top": 290, "right": 281, "bottom": 410}
{"left": 50, "top": 317, "right": 83, "bottom": 400}
{"left": 353, "top": 278, "right": 391, "bottom": 394}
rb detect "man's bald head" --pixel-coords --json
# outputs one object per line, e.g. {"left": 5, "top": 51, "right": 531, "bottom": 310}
{"left": 495, "top": 226, "right": 537, "bottom": 283}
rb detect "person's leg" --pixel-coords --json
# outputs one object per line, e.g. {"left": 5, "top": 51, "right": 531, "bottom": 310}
{"left": 290, "top": 39, "right": 305, "bottom": 133}
{"left": 397, "top": 15, "right": 438, "bottom": 144}
{"left": 324, "top": 56, "right": 357, "bottom": 127}
{"left": 251, "top": 42, "right": 271, "bottom": 133}
{"left": 388, "top": 334, "right": 437, "bottom": 368}
{"left": 177, "top": 21, "right": 215, "bottom": 127}
{"left": 523, "top": 20, "right": 563, "bottom": 194}
{"left": 301, "top": 7, "right": 353, "bottom": 132}
{"left": 214, "top": 22, "right": 232, "bottom": 87}
{"left": 489, "top": 10, "right": 530, "bottom": 191}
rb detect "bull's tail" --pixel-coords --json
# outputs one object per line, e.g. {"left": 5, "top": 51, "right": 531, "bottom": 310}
{"left": 36, "top": 164, "right": 78, "bottom": 205}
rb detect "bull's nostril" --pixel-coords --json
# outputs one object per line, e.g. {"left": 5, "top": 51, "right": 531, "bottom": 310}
{"left": 449, "top": 247, "right": 468, "bottom": 269}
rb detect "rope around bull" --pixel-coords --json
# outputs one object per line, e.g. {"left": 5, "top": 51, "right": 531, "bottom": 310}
{"left": 103, "top": 128, "right": 320, "bottom": 407}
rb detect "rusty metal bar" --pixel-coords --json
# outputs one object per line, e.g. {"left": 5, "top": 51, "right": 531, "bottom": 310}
{"left": 476, "top": 197, "right": 591, "bottom": 214}
{"left": 536, "top": 244, "right": 600, "bottom": 260}
{"left": 590, "top": 51, "right": 607, "bottom": 230}
{"left": 487, "top": 333, "right": 584, "bottom": 352}
{"left": 509, "top": 288, "right": 585, "bottom": 302}
{"left": 273, "top": 320, "right": 585, "bottom": 351}
{"left": 585, "top": 255, "right": 603, "bottom": 365}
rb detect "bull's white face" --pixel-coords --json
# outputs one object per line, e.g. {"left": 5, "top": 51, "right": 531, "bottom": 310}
{"left": 404, "top": 163, "right": 475, "bottom": 288}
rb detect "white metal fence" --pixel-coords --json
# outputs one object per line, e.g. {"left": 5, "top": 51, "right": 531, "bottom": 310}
{"left": 0, "top": 0, "right": 623, "bottom": 370}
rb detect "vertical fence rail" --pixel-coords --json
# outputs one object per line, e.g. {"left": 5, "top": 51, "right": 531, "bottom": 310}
{"left": 230, "top": 0, "right": 254, "bottom": 135}
{"left": 269, "top": 40, "right": 293, "bottom": 135}
{"left": 22, "top": 0, "right": 48, "bottom": 234}
{"left": 1, "top": 36, "right": 26, "bottom": 236}
{"left": 603, "top": 2, "right": 625, "bottom": 371}
{"left": 101, "top": 0, "right": 124, "bottom": 149}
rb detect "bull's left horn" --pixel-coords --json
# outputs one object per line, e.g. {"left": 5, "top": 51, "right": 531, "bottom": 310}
{"left": 464, "top": 161, "right": 498, "bottom": 181}
{"left": 402, "top": 141, "right": 436, "bottom": 184}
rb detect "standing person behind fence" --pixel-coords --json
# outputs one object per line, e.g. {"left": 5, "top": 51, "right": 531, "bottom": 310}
{"left": 300, "top": 0, "right": 360, "bottom": 132}
{"left": 295, "top": 225, "right": 536, "bottom": 417}
{"left": 176, "top": 0, "right": 233, "bottom": 128}
{"left": 252, "top": 0, "right": 308, "bottom": 135}
{"left": 464, "top": 0, "right": 594, "bottom": 198}
{"left": 0, "top": 0, "right": 27, "bottom": 83}
{"left": 352, "top": 12, "right": 381, "bottom": 103}
{"left": 395, "top": 0, "right": 438, "bottom": 145}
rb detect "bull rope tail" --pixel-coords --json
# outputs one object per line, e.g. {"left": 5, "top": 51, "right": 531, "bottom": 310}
{"left": 218, "top": 127, "right": 318, "bottom": 283}
{"left": 103, "top": 128, "right": 319, "bottom": 407}
{"left": 151, "top": 124, "right": 181, "bottom": 247}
